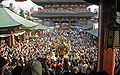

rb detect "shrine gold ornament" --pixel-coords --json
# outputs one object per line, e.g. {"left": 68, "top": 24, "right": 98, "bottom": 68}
{"left": 55, "top": 35, "right": 70, "bottom": 56}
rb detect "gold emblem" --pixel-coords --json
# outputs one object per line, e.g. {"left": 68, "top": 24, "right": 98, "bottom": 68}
{"left": 55, "top": 35, "right": 70, "bottom": 56}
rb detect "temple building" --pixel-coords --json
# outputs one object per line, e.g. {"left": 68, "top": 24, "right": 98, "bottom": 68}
{"left": 31, "top": 0, "right": 96, "bottom": 29}
{"left": 0, "top": 7, "right": 37, "bottom": 46}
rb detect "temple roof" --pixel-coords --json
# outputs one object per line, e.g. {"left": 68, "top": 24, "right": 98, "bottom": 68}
{"left": 0, "top": 7, "right": 21, "bottom": 28}
{"left": 87, "top": 28, "right": 98, "bottom": 37}
{"left": 81, "top": 24, "right": 93, "bottom": 30}
{"left": 32, "top": 0, "right": 84, "bottom": 2}
{"left": 31, "top": 0, "right": 90, "bottom": 6}
{"left": 0, "top": 7, "right": 37, "bottom": 28}
{"left": 34, "top": 24, "right": 49, "bottom": 30}
{"left": 84, "top": 0, "right": 99, "bottom": 5}
{"left": 32, "top": 12, "right": 96, "bottom": 18}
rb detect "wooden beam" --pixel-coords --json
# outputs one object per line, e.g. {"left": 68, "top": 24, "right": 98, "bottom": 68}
{"left": 97, "top": 0, "right": 104, "bottom": 71}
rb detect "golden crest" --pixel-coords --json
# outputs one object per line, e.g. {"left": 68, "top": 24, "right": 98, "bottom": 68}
{"left": 55, "top": 35, "right": 70, "bottom": 56}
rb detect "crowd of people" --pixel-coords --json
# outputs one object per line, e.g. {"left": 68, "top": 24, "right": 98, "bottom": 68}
{"left": 0, "top": 28, "right": 103, "bottom": 75}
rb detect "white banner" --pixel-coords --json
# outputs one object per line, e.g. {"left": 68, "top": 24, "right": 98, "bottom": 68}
{"left": 14, "top": 31, "right": 26, "bottom": 36}
{"left": 0, "top": 31, "right": 26, "bottom": 37}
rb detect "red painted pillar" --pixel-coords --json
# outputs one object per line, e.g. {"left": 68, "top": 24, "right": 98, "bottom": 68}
{"left": 39, "top": 31, "right": 43, "bottom": 38}
{"left": 69, "top": 20, "right": 71, "bottom": 28}
{"left": 8, "top": 34, "right": 15, "bottom": 47}
{"left": 31, "top": 31, "right": 34, "bottom": 36}
{"left": 11, "top": 35, "right": 15, "bottom": 46}
{"left": 59, "top": 21, "right": 62, "bottom": 29}
{"left": 22, "top": 33, "right": 26, "bottom": 42}
{"left": 8, "top": 36, "right": 11, "bottom": 47}
{"left": 103, "top": 48, "right": 115, "bottom": 75}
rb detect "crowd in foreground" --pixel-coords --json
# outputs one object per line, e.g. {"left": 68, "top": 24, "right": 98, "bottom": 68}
{"left": 0, "top": 29, "right": 119, "bottom": 75}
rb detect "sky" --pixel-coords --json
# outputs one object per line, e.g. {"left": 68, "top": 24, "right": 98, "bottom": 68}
{"left": 88, "top": 5, "right": 99, "bottom": 12}
{"left": 2, "top": 0, "right": 99, "bottom": 12}
{"left": 2, "top": 0, "right": 42, "bottom": 12}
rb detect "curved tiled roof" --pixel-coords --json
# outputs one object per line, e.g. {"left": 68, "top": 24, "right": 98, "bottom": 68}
{"left": 0, "top": 7, "right": 20, "bottom": 28}
{"left": 81, "top": 24, "right": 93, "bottom": 30}
{"left": 32, "top": 12, "right": 96, "bottom": 18}
{"left": 0, "top": 7, "right": 38, "bottom": 28}
{"left": 32, "top": 0, "right": 84, "bottom": 2}
{"left": 31, "top": 0, "right": 90, "bottom": 6}
{"left": 87, "top": 28, "right": 98, "bottom": 37}
{"left": 84, "top": 0, "right": 99, "bottom": 5}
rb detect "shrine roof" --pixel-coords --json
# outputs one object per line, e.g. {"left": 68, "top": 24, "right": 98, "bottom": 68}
{"left": 87, "top": 28, "right": 98, "bottom": 37}
{"left": 32, "top": 12, "right": 96, "bottom": 18}
{"left": 84, "top": 0, "right": 99, "bottom": 5}
{"left": 31, "top": 0, "right": 91, "bottom": 6}
{"left": 81, "top": 24, "right": 93, "bottom": 30}
{"left": 0, "top": 7, "right": 20, "bottom": 28}
{"left": 34, "top": 24, "right": 49, "bottom": 30}
{"left": 0, "top": 7, "right": 38, "bottom": 28}
{"left": 32, "top": 0, "right": 84, "bottom": 2}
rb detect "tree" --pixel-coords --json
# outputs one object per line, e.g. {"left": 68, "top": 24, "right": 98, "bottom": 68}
{"left": 20, "top": 9, "right": 25, "bottom": 18}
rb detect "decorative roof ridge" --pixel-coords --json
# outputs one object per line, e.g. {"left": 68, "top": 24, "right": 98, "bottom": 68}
{"left": 0, "top": 7, "right": 21, "bottom": 28}
{"left": 32, "top": 0, "right": 85, "bottom": 2}
{"left": 35, "top": 12, "right": 94, "bottom": 13}
{"left": 4, "top": 8, "right": 38, "bottom": 27}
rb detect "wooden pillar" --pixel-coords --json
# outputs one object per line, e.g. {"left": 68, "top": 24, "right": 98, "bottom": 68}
{"left": 8, "top": 36, "right": 11, "bottom": 47}
{"left": 97, "top": 0, "right": 116, "bottom": 75}
{"left": 97, "top": 0, "right": 104, "bottom": 71}
{"left": 22, "top": 33, "right": 26, "bottom": 42}
{"left": 31, "top": 31, "right": 34, "bottom": 36}
{"left": 59, "top": 21, "right": 62, "bottom": 29}
{"left": 69, "top": 20, "right": 71, "bottom": 28}
{"left": 39, "top": 31, "right": 43, "bottom": 38}
{"left": 8, "top": 34, "right": 15, "bottom": 47}
{"left": 11, "top": 34, "right": 15, "bottom": 46}
{"left": 103, "top": 48, "right": 115, "bottom": 75}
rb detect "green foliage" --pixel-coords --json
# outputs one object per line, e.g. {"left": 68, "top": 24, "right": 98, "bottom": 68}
{"left": 20, "top": 9, "right": 25, "bottom": 18}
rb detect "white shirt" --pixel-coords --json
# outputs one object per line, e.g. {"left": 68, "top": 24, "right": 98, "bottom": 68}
{"left": 81, "top": 64, "right": 88, "bottom": 73}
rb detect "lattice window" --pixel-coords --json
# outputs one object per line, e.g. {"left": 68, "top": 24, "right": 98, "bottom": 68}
{"left": 114, "top": 31, "right": 119, "bottom": 46}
